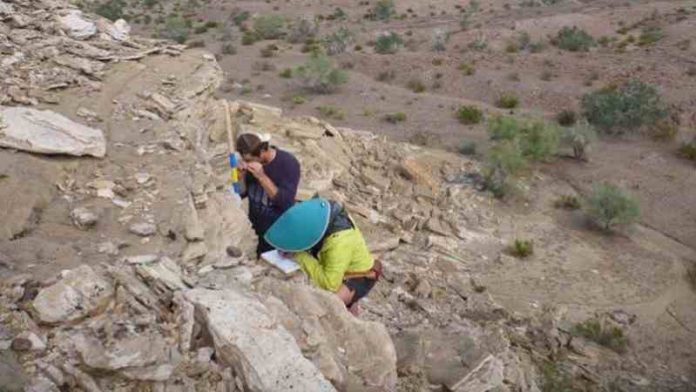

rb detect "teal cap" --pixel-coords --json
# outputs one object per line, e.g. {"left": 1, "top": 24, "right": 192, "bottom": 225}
{"left": 264, "top": 197, "right": 331, "bottom": 252}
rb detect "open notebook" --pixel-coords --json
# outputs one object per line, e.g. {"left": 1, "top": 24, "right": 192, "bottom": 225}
{"left": 261, "top": 250, "right": 301, "bottom": 275}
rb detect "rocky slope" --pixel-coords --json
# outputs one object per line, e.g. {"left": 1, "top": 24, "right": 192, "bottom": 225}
{"left": 1, "top": 1, "right": 695, "bottom": 392}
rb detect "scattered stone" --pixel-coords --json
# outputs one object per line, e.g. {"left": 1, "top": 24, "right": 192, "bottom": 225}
{"left": 73, "top": 332, "right": 167, "bottom": 371}
{"left": 184, "top": 288, "right": 337, "bottom": 392}
{"left": 183, "top": 241, "right": 207, "bottom": 263}
{"left": 134, "top": 172, "right": 151, "bottom": 185}
{"left": 129, "top": 222, "right": 156, "bottom": 237}
{"left": 184, "top": 199, "right": 204, "bottom": 242}
{"left": 608, "top": 309, "right": 637, "bottom": 326}
{"left": 97, "top": 241, "right": 120, "bottom": 256}
{"left": 58, "top": 10, "right": 96, "bottom": 40}
{"left": 61, "top": 363, "right": 103, "bottom": 392}
{"left": 11, "top": 331, "right": 46, "bottom": 352}
{"left": 225, "top": 245, "right": 242, "bottom": 258}
{"left": 136, "top": 256, "right": 188, "bottom": 293}
{"left": 102, "top": 19, "right": 131, "bottom": 41}
{"left": 0, "top": 106, "right": 106, "bottom": 157}
{"left": 368, "top": 237, "right": 400, "bottom": 254}
{"left": 448, "top": 354, "right": 504, "bottom": 392}
{"left": 124, "top": 254, "right": 159, "bottom": 265}
{"left": 32, "top": 265, "right": 114, "bottom": 324}
{"left": 70, "top": 207, "right": 98, "bottom": 229}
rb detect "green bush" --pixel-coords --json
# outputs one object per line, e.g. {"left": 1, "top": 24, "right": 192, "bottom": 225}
{"left": 457, "top": 105, "right": 483, "bottom": 125}
{"left": 316, "top": 105, "right": 345, "bottom": 120}
{"left": 483, "top": 141, "right": 527, "bottom": 198}
{"left": 383, "top": 112, "right": 407, "bottom": 123}
{"left": 540, "top": 362, "right": 578, "bottom": 392}
{"left": 375, "top": 32, "right": 403, "bottom": 54}
{"left": 586, "top": 183, "right": 640, "bottom": 230}
{"left": 554, "top": 194, "right": 581, "bottom": 210}
{"left": 496, "top": 93, "right": 519, "bottom": 109}
{"left": 287, "top": 16, "right": 318, "bottom": 43}
{"left": 231, "top": 10, "right": 250, "bottom": 26}
{"left": 321, "top": 28, "right": 354, "bottom": 55}
{"left": 573, "top": 319, "right": 628, "bottom": 353}
{"left": 518, "top": 120, "right": 560, "bottom": 161}
{"left": 561, "top": 122, "right": 596, "bottom": 161}
{"left": 294, "top": 53, "right": 348, "bottom": 94}
{"left": 488, "top": 115, "right": 520, "bottom": 141}
{"left": 95, "top": 0, "right": 126, "bottom": 21}
{"left": 253, "top": 14, "right": 285, "bottom": 40}
{"left": 554, "top": 26, "right": 596, "bottom": 52}
{"left": 556, "top": 110, "right": 577, "bottom": 126}
{"left": 459, "top": 63, "right": 476, "bottom": 76}
{"left": 370, "top": 0, "right": 395, "bottom": 21}
{"left": 407, "top": 79, "right": 426, "bottom": 93}
{"left": 638, "top": 27, "right": 663, "bottom": 46}
{"left": 510, "top": 239, "right": 534, "bottom": 258}
{"left": 431, "top": 28, "right": 450, "bottom": 51}
{"left": 221, "top": 42, "right": 236, "bottom": 55}
{"left": 459, "top": 140, "right": 477, "bottom": 156}
{"left": 581, "top": 80, "right": 668, "bottom": 134}
{"left": 161, "top": 16, "right": 190, "bottom": 44}
{"left": 242, "top": 30, "right": 260, "bottom": 45}
{"left": 679, "top": 137, "right": 696, "bottom": 161}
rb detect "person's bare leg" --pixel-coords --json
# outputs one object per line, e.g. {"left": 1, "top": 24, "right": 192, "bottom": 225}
{"left": 336, "top": 284, "right": 355, "bottom": 306}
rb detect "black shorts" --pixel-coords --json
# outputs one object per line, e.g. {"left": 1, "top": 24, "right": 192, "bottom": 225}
{"left": 344, "top": 277, "right": 376, "bottom": 307}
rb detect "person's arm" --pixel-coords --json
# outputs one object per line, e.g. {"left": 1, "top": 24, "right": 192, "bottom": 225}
{"left": 294, "top": 238, "right": 350, "bottom": 292}
{"left": 271, "top": 157, "right": 300, "bottom": 208}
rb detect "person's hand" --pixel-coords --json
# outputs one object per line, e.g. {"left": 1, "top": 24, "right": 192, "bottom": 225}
{"left": 246, "top": 162, "right": 265, "bottom": 179}
{"left": 237, "top": 160, "right": 248, "bottom": 172}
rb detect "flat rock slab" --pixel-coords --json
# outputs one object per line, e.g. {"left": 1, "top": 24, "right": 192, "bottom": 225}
{"left": 0, "top": 106, "right": 106, "bottom": 157}
{"left": 184, "top": 288, "right": 336, "bottom": 392}
{"left": 32, "top": 265, "right": 113, "bottom": 324}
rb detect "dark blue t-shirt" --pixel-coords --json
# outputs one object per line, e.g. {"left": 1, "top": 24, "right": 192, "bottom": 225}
{"left": 244, "top": 148, "right": 300, "bottom": 236}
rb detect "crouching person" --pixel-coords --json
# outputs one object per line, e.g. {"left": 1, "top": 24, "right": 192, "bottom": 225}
{"left": 264, "top": 197, "right": 382, "bottom": 315}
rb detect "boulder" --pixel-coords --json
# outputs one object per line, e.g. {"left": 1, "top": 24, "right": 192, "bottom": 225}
{"left": 11, "top": 332, "right": 46, "bottom": 352}
{"left": 129, "top": 222, "right": 156, "bottom": 237}
{"left": 0, "top": 107, "right": 106, "bottom": 157}
{"left": 183, "top": 288, "right": 336, "bottom": 392}
{"left": 73, "top": 332, "right": 168, "bottom": 371}
{"left": 32, "top": 265, "right": 113, "bottom": 324}
{"left": 70, "top": 207, "right": 98, "bottom": 229}
{"left": 257, "top": 279, "right": 398, "bottom": 392}
{"left": 57, "top": 10, "right": 96, "bottom": 40}
{"left": 103, "top": 19, "right": 130, "bottom": 41}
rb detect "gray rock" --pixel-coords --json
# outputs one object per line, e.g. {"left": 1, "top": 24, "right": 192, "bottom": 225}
{"left": 0, "top": 106, "right": 106, "bottom": 157}
{"left": 183, "top": 242, "right": 207, "bottom": 262}
{"left": 57, "top": 10, "right": 96, "bottom": 40}
{"left": 183, "top": 288, "right": 337, "bottom": 392}
{"left": 24, "top": 376, "right": 59, "bottom": 392}
{"left": 102, "top": 19, "right": 131, "bottom": 41}
{"left": 73, "top": 332, "right": 167, "bottom": 371}
{"left": 123, "top": 254, "right": 159, "bottom": 264}
{"left": 32, "top": 265, "right": 113, "bottom": 324}
{"left": 129, "top": 222, "right": 156, "bottom": 237}
{"left": 449, "top": 355, "right": 504, "bottom": 392}
{"left": 11, "top": 331, "right": 46, "bottom": 352}
{"left": 70, "top": 207, "right": 98, "bottom": 229}
{"left": 135, "top": 256, "right": 188, "bottom": 293}
{"left": 97, "top": 241, "right": 119, "bottom": 256}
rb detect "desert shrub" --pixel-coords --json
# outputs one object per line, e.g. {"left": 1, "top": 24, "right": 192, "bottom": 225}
{"left": 431, "top": 28, "right": 450, "bottom": 51}
{"left": 253, "top": 14, "right": 285, "bottom": 40}
{"left": 376, "top": 70, "right": 395, "bottom": 82}
{"left": 242, "top": 30, "right": 260, "bottom": 45}
{"left": 679, "top": 137, "right": 696, "bottom": 161}
{"left": 586, "top": 183, "right": 640, "bottom": 230}
{"left": 573, "top": 319, "right": 628, "bottom": 353}
{"left": 327, "top": 7, "right": 347, "bottom": 21}
{"left": 459, "top": 63, "right": 476, "bottom": 75}
{"left": 459, "top": 140, "right": 477, "bottom": 155}
{"left": 488, "top": 115, "right": 520, "bottom": 141}
{"left": 287, "top": 15, "right": 318, "bottom": 43}
{"left": 638, "top": 27, "right": 663, "bottom": 46}
{"left": 540, "top": 362, "right": 578, "bottom": 392}
{"left": 316, "top": 105, "right": 345, "bottom": 120}
{"left": 554, "top": 26, "right": 596, "bottom": 52}
{"left": 496, "top": 93, "right": 519, "bottom": 109}
{"left": 161, "top": 16, "right": 190, "bottom": 43}
{"left": 556, "top": 110, "right": 577, "bottom": 126}
{"left": 95, "top": 0, "right": 126, "bottom": 21}
{"left": 581, "top": 80, "right": 668, "bottom": 135}
{"left": 370, "top": 0, "right": 395, "bottom": 21}
{"left": 279, "top": 68, "right": 293, "bottom": 78}
{"left": 483, "top": 141, "right": 527, "bottom": 198}
{"left": 231, "top": 10, "right": 250, "bottom": 26}
{"left": 375, "top": 32, "right": 403, "bottom": 54}
{"left": 406, "top": 79, "right": 426, "bottom": 93}
{"left": 457, "top": 105, "right": 483, "bottom": 125}
{"left": 301, "top": 38, "right": 323, "bottom": 54}
{"left": 321, "top": 28, "right": 354, "bottom": 55}
{"left": 554, "top": 194, "right": 581, "bottom": 210}
{"left": 383, "top": 112, "right": 407, "bottom": 123}
{"left": 518, "top": 120, "right": 560, "bottom": 161}
{"left": 259, "top": 44, "right": 279, "bottom": 57}
{"left": 561, "top": 122, "right": 596, "bottom": 161}
{"left": 294, "top": 53, "right": 348, "bottom": 94}
{"left": 221, "top": 42, "right": 236, "bottom": 55}
{"left": 291, "top": 94, "right": 306, "bottom": 105}
{"left": 187, "top": 39, "right": 205, "bottom": 48}
{"left": 468, "top": 36, "right": 488, "bottom": 51}
{"left": 510, "top": 239, "right": 534, "bottom": 258}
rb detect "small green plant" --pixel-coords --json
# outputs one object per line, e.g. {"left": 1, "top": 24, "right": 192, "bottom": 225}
{"left": 679, "top": 137, "right": 696, "bottom": 161}
{"left": 161, "top": 16, "right": 190, "bottom": 44}
{"left": 321, "top": 28, "right": 354, "bottom": 55}
{"left": 95, "top": 0, "right": 126, "bottom": 21}
{"left": 581, "top": 80, "right": 668, "bottom": 135}
{"left": 510, "top": 239, "right": 534, "bottom": 258}
{"left": 488, "top": 115, "right": 520, "bottom": 141}
{"left": 459, "top": 63, "right": 476, "bottom": 76}
{"left": 556, "top": 110, "right": 577, "bottom": 126}
{"left": 231, "top": 10, "right": 250, "bottom": 26}
{"left": 407, "top": 79, "right": 426, "bottom": 93}
{"left": 376, "top": 70, "right": 396, "bottom": 82}
{"left": 383, "top": 112, "right": 407, "bottom": 123}
{"left": 518, "top": 120, "right": 560, "bottom": 161}
{"left": 316, "top": 105, "right": 345, "bottom": 120}
{"left": 540, "top": 362, "right": 579, "bottom": 392}
{"left": 221, "top": 42, "right": 237, "bottom": 55}
{"left": 242, "top": 30, "right": 260, "bottom": 45}
{"left": 638, "top": 27, "right": 663, "bottom": 46}
{"left": 586, "top": 183, "right": 640, "bottom": 230}
{"left": 483, "top": 141, "right": 527, "bottom": 198}
{"left": 291, "top": 94, "right": 306, "bottom": 105}
{"left": 561, "top": 122, "right": 596, "bottom": 161}
{"left": 554, "top": 194, "right": 581, "bottom": 210}
{"left": 294, "top": 53, "right": 348, "bottom": 94}
{"left": 496, "top": 93, "right": 519, "bottom": 109}
{"left": 253, "top": 14, "right": 285, "bottom": 40}
{"left": 287, "top": 16, "right": 318, "bottom": 43}
{"left": 370, "top": 0, "right": 395, "bottom": 21}
{"left": 279, "top": 68, "right": 293, "bottom": 78}
{"left": 459, "top": 140, "right": 477, "bottom": 155}
{"left": 431, "top": 28, "right": 450, "bottom": 51}
{"left": 375, "top": 32, "right": 403, "bottom": 54}
{"left": 259, "top": 43, "right": 279, "bottom": 57}
{"left": 573, "top": 318, "right": 628, "bottom": 353}
{"left": 456, "top": 105, "right": 483, "bottom": 125}
{"left": 554, "top": 26, "right": 596, "bottom": 52}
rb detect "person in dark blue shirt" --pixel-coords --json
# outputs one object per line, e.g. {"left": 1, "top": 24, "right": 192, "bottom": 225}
{"left": 236, "top": 132, "right": 301, "bottom": 257}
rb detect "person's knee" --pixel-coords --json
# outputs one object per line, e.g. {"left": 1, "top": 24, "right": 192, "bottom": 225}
{"left": 336, "top": 284, "right": 355, "bottom": 305}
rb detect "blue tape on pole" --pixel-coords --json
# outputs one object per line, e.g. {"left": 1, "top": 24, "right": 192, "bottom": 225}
{"left": 228, "top": 153, "right": 237, "bottom": 167}
{"left": 233, "top": 183, "right": 241, "bottom": 193}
